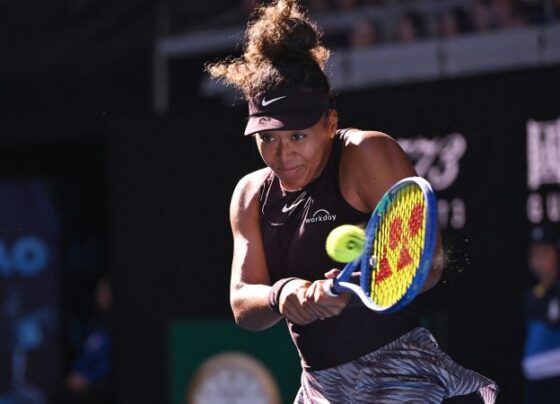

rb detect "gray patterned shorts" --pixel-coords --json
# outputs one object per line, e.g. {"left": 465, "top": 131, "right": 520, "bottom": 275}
{"left": 295, "top": 327, "right": 498, "bottom": 404}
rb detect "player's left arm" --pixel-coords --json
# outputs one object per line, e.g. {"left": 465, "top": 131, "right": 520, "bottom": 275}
{"left": 341, "top": 130, "right": 443, "bottom": 292}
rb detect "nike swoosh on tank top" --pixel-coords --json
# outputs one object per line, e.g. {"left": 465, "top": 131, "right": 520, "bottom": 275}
{"left": 259, "top": 129, "right": 420, "bottom": 370}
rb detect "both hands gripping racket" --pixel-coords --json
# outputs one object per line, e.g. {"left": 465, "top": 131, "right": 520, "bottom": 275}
{"left": 323, "top": 176, "right": 438, "bottom": 313}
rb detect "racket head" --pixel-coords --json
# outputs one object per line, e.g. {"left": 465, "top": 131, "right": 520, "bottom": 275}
{"left": 358, "top": 176, "right": 438, "bottom": 313}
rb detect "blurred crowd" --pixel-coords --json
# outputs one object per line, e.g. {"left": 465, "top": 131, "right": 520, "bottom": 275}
{"left": 234, "top": 0, "right": 560, "bottom": 48}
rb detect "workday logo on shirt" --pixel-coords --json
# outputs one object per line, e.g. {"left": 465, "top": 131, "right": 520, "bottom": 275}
{"left": 305, "top": 209, "right": 337, "bottom": 224}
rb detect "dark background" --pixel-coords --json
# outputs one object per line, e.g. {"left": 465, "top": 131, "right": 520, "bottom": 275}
{"left": 2, "top": 0, "right": 560, "bottom": 402}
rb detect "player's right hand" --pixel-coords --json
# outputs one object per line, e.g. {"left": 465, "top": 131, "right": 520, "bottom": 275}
{"left": 278, "top": 279, "right": 331, "bottom": 325}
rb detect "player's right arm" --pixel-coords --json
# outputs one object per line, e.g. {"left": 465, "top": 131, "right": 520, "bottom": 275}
{"left": 230, "top": 171, "right": 326, "bottom": 330}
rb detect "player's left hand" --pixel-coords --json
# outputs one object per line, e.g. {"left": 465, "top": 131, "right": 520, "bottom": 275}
{"left": 304, "top": 269, "right": 351, "bottom": 320}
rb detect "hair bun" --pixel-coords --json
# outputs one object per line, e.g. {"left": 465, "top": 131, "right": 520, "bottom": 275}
{"left": 246, "top": 0, "right": 326, "bottom": 66}
{"left": 257, "top": 17, "right": 318, "bottom": 62}
{"left": 205, "top": 0, "right": 331, "bottom": 97}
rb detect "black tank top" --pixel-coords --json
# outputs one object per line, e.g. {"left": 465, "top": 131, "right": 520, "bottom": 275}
{"left": 259, "top": 130, "right": 420, "bottom": 370}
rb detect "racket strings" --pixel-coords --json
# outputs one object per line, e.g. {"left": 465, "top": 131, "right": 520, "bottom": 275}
{"left": 370, "top": 184, "right": 427, "bottom": 307}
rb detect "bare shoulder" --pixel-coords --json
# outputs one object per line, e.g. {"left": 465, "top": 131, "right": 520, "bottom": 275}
{"left": 339, "top": 129, "right": 416, "bottom": 211}
{"left": 230, "top": 168, "right": 271, "bottom": 219}
{"left": 341, "top": 129, "right": 402, "bottom": 157}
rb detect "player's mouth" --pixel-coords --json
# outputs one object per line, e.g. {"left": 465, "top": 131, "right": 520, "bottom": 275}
{"left": 278, "top": 165, "right": 303, "bottom": 177}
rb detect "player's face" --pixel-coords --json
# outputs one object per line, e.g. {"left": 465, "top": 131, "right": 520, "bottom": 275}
{"left": 529, "top": 243, "right": 559, "bottom": 285}
{"left": 255, "top": 110, "right": 337, "bottom": 191}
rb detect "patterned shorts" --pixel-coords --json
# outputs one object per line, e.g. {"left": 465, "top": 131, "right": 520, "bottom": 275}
{"left": 295, "top": 327, "right": 498, "bottom": 404}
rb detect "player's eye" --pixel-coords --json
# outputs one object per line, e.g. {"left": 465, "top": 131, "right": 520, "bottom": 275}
{"left": 291, "top": 132, "right": 307, "bottom": 141}
{"left": 258, "top": 133, "right": 275, "bottom": 143}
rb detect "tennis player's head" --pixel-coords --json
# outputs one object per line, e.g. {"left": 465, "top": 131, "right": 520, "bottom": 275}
{"left": 206, "top": 0, "right": 337, "bottom": 190}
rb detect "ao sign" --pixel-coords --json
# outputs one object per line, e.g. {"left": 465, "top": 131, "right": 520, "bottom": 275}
{"left": 0, "top": 236, "right": 49, "bottom": 277}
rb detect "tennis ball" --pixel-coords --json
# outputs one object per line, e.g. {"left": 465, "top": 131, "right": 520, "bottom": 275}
{"left": 326, "top": 225, "right": 366, "bottom": 263}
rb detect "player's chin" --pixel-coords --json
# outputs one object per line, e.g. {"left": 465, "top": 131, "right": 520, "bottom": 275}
{"left": 276, "top": 166, "right": 308, "bottom": 189}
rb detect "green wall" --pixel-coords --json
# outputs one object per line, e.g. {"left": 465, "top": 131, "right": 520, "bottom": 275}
{"left": 169, "top": 320, "right": 301, "bottom": 404}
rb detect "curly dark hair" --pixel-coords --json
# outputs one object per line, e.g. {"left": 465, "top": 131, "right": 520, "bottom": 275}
{"left": 205, "top": 0, "right": 332, "bottom": 98}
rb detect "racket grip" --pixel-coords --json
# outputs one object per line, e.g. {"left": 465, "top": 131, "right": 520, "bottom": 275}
{"left": 323, "top": 279, "right": 340, "bottom": 297}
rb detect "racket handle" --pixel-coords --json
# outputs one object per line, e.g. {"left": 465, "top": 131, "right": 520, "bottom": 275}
{"left": 323, "top": 279, "right": 340, "bottom": 297}
{"left": 323, "top": 261, "right": 357, "bottom": 297}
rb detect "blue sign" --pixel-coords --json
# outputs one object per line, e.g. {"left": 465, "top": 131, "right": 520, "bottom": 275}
{"left": 0, "top": 181, "right": 59, "bottom": 404}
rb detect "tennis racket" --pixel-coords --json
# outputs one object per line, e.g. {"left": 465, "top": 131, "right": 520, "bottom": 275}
{"left": 323, "top": 176, "right": 438, "bottom": 313}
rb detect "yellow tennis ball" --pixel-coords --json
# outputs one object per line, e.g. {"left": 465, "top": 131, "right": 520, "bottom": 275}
{"left": 326, "top": 225, "right": 366, "bottom": 263}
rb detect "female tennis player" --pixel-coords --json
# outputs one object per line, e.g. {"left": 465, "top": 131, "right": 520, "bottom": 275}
{"left": 208, "top": 1, "right": 497, "bottom": 402}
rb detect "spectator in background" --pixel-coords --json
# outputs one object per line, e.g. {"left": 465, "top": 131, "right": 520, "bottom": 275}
{"left": 492, "top": 0, "right": 528, "bottom": 29}
{"left": 522, "top": 225, "right": 560, "bottom": 404}
{"left": 50, "top": 276, "right": 114, "bottom": 404}
{"left": 439, "top": 7, "right": 473, "bottom": 37}
{"left": 472, "top": 0, "right": 528, "bottom": 32}
{"left": 518, "top": 0, "right": 549, "bottom": 24}
{"left": 333, "top": 0, "right": 362, "bottom": 11}
{"left": 307, "top": 0, "right": 331, "bottom": 14}
{"left": 472, "top": 0, "right": 493, "bottom": 31}
{"left": 349, "top": 17, "right": 379, "bottom": 48}
{"left": 396, "top": 11, "right": 426, "bottom": 42}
